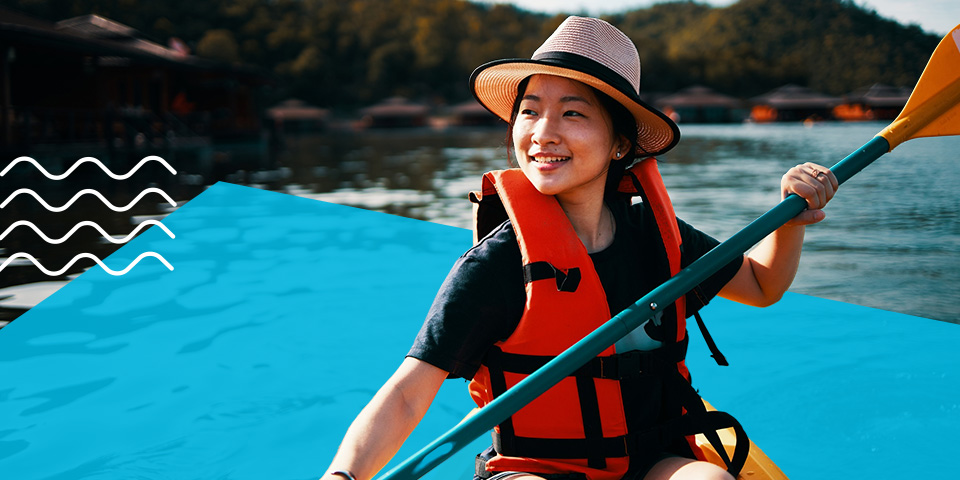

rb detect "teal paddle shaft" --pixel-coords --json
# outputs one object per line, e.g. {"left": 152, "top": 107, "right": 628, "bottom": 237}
{"left": 377, "top": 135, "right": 891, "bottom": 480}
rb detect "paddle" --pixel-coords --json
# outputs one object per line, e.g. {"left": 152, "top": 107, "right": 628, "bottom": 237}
{"left": 377, "top": 24, "right": 960, "bottom": 480}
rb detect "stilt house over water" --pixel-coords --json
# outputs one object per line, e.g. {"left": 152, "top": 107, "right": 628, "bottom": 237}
{"left": 0, "top": 7, "right": 272, "bottom": 175}
{"left": 749, "top": 84, "right": 842, "bottom": 123}
{"left": 655, "top": 85, "right": 745, "bottom": 123}
{"left": 359, "top": 97, "right": 430, "bottom": 129}
{"left": 832, "top": 83, "right": 911, "bottom": 121}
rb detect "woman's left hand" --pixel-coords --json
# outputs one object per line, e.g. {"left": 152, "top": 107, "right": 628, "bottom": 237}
{"left": 781, "top": 162, "right": 839, "bottom": 226}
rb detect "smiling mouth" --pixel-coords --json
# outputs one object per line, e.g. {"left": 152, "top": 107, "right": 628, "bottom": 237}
{"left": 531, "top": 156, "right": 570, "bottom": 164}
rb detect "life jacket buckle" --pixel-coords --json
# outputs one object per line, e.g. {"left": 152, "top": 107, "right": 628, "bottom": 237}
{"left": 599, "top": 350, "right": 644, "bottom": 379}
{"left": 555, "top": 267, "right": 580, "bottom": 292}
{"left": 617, "top": 350, "right": 644, "bottom": 378}
{"left": 522, "top": 262, "right": 581, "bottom": 292}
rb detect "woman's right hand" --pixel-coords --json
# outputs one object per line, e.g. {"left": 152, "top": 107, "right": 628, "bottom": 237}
{"left": 780, "top": 162, "right": 839, "bottom": 226}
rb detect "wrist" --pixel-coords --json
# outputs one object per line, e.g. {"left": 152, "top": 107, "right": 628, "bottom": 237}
{"left": 327, "top": 470, "right": 358, "bottom": 480}
{"left": 778, "top": 221, "right": 805, "bottom": 231}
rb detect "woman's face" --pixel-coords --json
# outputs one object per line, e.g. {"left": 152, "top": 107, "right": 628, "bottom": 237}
{"left": 512, "top": 75, "right": 625, "bottom": 202}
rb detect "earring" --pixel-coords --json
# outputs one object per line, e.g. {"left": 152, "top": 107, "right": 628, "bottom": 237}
{"left": 615, "top": 151, "right": 622, "bottom": 159}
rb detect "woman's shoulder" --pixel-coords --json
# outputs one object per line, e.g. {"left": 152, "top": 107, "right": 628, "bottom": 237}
{"left": 463, "top": 219, "right": 521, "bottom": 264}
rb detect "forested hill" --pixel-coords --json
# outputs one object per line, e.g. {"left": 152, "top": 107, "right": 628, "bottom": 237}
{"left": 609, "top": 0, "right": 941, "bottom": 97}
{"left": 10, "top": 0, "right": 941, "bottom": 110}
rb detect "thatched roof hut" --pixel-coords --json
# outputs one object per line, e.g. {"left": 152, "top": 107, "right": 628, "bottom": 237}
{"left": 750, "top": 84, "right": 842, "bottom": 122}
{"left": 655, "top": 86, "right": 744, "bottom": 123}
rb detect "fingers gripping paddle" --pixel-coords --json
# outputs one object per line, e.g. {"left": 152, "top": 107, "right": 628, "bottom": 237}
{"left": 377, "top": 25, "right": 960, "bottom": 480}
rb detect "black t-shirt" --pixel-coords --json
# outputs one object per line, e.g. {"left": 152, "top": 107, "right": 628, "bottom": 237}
{"left": 408, "top": 199, "right": 743, "bottom": 380}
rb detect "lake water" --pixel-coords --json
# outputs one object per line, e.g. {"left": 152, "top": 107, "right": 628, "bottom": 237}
{"left": 1, "top": 126, "right": 958, "bottom": 480}
{"left": 273, "top": 122, "right": 960, "bottom": 323}
{"left": 1, "top": 122, "right": 958, "bottom": 323}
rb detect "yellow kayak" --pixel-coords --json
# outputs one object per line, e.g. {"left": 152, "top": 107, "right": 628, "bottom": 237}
{"left": 696, "top": 400, "right": 788, "bottom": 480}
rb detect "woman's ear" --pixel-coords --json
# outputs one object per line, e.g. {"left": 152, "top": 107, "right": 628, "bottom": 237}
{"left": 613, "top": 135, "right": 632, "bottom": 160}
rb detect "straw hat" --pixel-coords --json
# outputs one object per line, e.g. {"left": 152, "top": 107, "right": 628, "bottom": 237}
{"left": 470, "top": 16, "right": 680, "bottom": 157}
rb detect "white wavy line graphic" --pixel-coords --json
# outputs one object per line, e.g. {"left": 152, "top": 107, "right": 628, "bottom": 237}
{"left": 0, "top": 220, "right": 176, "bottom": 244}
{"left": 0, "top": 188, "right": 177, "bottom": 212}
{"left": 1, "top": 155, "right": 177, "bottom": 179}
{"left": 0, "top": 252, "right": 174, "bottom": 276}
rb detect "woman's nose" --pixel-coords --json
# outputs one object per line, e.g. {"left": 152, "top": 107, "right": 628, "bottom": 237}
{"left": 531, "top": 116, "right": 560, "bottom": 145}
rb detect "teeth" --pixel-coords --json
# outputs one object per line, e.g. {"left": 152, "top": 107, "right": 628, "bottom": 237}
{"left": 533, "top": 156, "right": 569, "bottom": 163}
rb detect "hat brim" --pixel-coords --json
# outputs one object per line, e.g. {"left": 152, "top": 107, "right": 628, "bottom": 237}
{"left": 470, "top": 59, "right": 680, "bottom": 158}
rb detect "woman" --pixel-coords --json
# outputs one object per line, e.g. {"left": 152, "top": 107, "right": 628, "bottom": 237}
{"left": 322, "top": 16, "right": 837, "bottom": 480}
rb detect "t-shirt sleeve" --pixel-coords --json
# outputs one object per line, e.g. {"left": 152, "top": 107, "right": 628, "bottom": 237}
{"left": 407, "top": 222, "right": 524, "bottom": 380}
{"left": 676, "top": 217, "right": 743, "bottom": 313}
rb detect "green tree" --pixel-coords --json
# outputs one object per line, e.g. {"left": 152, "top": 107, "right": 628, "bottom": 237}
{"left": 8, "top": 0, "right": 942, "bottom": 109}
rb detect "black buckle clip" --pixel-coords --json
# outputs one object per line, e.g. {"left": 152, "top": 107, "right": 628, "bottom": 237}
{"left": 523, "top": 262, "right": 581, "bottom": 292}
{"left": 617, "top": 350, "right": 644, "bottom": 379}
{"left": 600, "top": 351, "right": 644, "bottom": 379}
{"left": 555, "top": 266, "right": 580, "bottom": 292}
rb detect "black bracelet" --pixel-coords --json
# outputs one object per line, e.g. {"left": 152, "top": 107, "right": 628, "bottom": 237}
{"left": 329, "top": 470, "right": 358, "bottom": 480}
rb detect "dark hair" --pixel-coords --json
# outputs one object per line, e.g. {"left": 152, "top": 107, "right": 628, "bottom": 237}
{"left": 594, "top": 88, "right": 638, "bottom": 198}
{"left": 506, "top": 76, "right": 639, "bottom": 199}
{"left": 505, "top": 76, "right": 532, "bottom": 164}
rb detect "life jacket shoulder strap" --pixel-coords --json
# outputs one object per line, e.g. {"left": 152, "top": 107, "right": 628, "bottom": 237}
{"left": 471, "top": 169, "right": 592, "bottom": 281}
{"left": 483, "top": 337, "right": 689, "bottom": 379}
{"left": 620, "top": 159, "right": 728, "bottom": 365}
{"left": 470, "top": 170, "right": 510, "bottom": 244}
{"left": 619, "top": 158, "right": 687, "bottom": 333}
{"left": 618, "top": 159, "right": 682, "bottom": 278}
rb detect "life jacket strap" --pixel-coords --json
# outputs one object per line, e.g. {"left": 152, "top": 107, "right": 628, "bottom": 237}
{"left": 523, "top": 261, "right": 581, "bottom": 292}
{"left": 693, "top": 311, "right": 729, "bottom": 366}
{"left": 489, "top": 409, "right": 749, "bottom": 476}
{"left": 475, "top": 452, "right": 588, "bottom": 480}
{"left": 484, "top": 340, "right": 691, "bottom": 471}
{"left": 485, "top": 338, "right": 748, "bottom": 478}
{"left": 482, "top": 338, "right": 688, "bottom": 380}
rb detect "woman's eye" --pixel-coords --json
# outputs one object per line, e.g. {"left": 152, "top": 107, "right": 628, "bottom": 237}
{"left": 564, "top": 110, "right": 584, "bottom": 117}
{"left": 520, "top": 108, "right": 537, "bottom": 116}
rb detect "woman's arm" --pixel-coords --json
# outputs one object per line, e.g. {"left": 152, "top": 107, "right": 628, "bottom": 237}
{"left": 321, "top": 357, "right": 449, "bottom": 480}
{"left": 719, "top": 162, "right": 839, "bottom": 307}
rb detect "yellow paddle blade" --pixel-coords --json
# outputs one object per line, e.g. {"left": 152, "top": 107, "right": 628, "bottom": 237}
{"left": 879, "top": 24, "right": 960, "bottom": 150}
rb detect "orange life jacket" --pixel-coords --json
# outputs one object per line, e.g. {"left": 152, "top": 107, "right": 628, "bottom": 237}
{"left": 468, "top": 159, "right": 748, "bottom": 479}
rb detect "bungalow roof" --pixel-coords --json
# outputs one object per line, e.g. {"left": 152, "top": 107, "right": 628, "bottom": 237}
{"left": 751, "top": 84, "right": 842, "bottom": 109}
{"left": 361, "top": 97, "right": 430, "bottom": 117}
{"left": 0, "top": 7, "right": 265, "bottom": 77}
{"left": 843, "top": 83, "right": 911, "bottom": 108}
{"left": 267, "top": 99, "right": 329, "bottom": 121}
{"left": 656, "top": 86, "right": 741, "bottom": 108}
